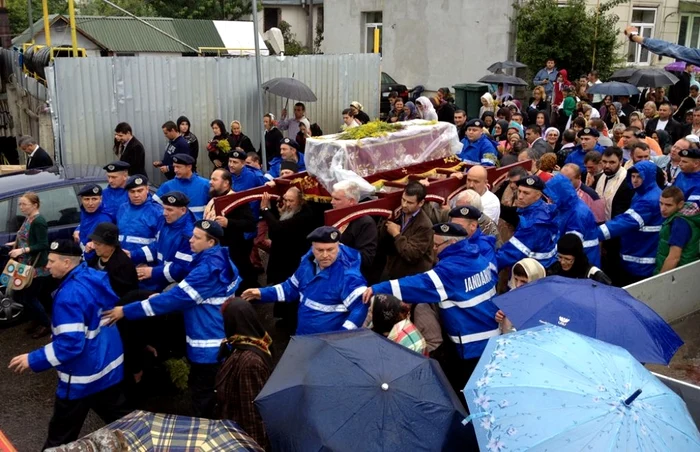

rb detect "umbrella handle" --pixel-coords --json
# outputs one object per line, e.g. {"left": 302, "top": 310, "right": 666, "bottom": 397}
{"left": 623, "top": 389, "right": 642, "bottom": 406}
{"left": 283, "top": 72, "right": 294, "bottom": 113}
{"left": 462, "top": 411, "right": 489, "bottom": 426}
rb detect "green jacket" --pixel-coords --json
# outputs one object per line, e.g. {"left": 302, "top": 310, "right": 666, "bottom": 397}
{"left": 26, "top": 215, "right": 49, "bottom": 268}
{"left": 655, "top": 203, "right": 700, "bottom": 274}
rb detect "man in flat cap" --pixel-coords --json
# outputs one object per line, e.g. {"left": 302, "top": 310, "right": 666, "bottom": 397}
{"left": 130, "top": 191, "right": 196, "bottom": 292}
{"left": 116, "top": 175, "right": 164, "bottom": 255}
{"left": 104, "top": 219, "right": 240, "bottom": 418}
{"left": 458, "top": 118, "right": 498, "bottom": 167}
{"left": 102, "top": 161, "right": 131, "bottom": 218}
{"left": 564, "top": 127, "right": 605, "bottom": 180}
{"left": 242, "top": 226, "right": 368, "bottom": 335}
{"left": 10, "top": 239, "right": 127, "bottom": 449}
{"left": 675, "top": 145, "right": 700, "bottom": 205}
{"left": 73, "top": 184, "right": 113, "bottom": 260}
{"left": 363, "top": 222, "right": 499, "bottom": 398}
{"left": 156, "top": 154, "right": 210, "bottom": 220}
{"left": 265, "top": 138, "right": 306, "bottom": 181}
{"left": 496, "top": 175, "right": 559, "bottom": 270}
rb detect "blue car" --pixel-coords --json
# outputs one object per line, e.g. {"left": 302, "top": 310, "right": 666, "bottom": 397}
{"left": 0, "top": 165, "right": 156, "bottom": 327}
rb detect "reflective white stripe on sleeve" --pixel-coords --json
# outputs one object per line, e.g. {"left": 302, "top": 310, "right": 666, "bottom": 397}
{"left": 342, "top": 320, "right": 358, "bottom": 330}
{"left": 178, "top": 280, "right": 204, "bottom": 303}
{"left": 426, "top": 270, "right": 448, "bottom": 300}
{"left": 45, "top": 343, "right": 61, "bottom": 367}
{"left": 582, "top": 239, "right": 600, "bottom": 248}
{"left": 84, "top": 327, "right": 101, "bottom": 340}
{"left": 79, "top": 242, "right": 86, "bottom": 252}
{"left": 641, "top": 225, "right": 661, "bottom": 233}
{"left": 390, "top": 279, "right": 402, "bottom": 299}
{"left": 599, "top": 224, "right": 611, "bottom": 240}
{"left": 141, "top": 299, "right": 155, "bottom": 316}
{"left": 227, "top": 277, "right": 240, "bottom": 293}
{"left": 142, "top": 246, "right": 154, "bottom": 263}
{"left": 190, "top": 206, "right": 206, "bottom": 213}
{"left": 125, "top": 236, "right": 155, "bottom": 245}
{"left": 157, "top": 252, "right": 164, "bottom": 261}
{"left": 689, "top": 195, "right": 700, "bottom": 201}
{"left": 118, "top": 234, "right": 124, "bottom": 242}
{"left": 290, "top": 275, "right": 299, "bottom": 288}
{"left": 52, "top": 323, "right": 85, "bottom": 335}
{"left": 163, "top": 263, "right": 175, "bottom": 283}
{"left": 625, "top": 209, "right": 645, "bottom": 228}
{"left": 565, "top": 231, "right": 584, "bottom": 240}
{"left": 449, "top": 328, "right": 501, "bottom": 345}
{"left": 621, "top": 254, "right": 656, "bottom": 265}
{"left": 304, "top": 299, "right": 348, "bottom": 313}
{"left": 174, "top": 251, "right": 193, "bottom": 262}
{"left": 186, "top": 336, "right": 225, "bottom": 348}
{"left": 58, "top": 354, "right": 124, "bottom": 384}
{"left": 274, "top": 284, "right": 285, "bottom": 301}
{"left": 509, "top": 237, "right": 556, "bottom": 260}
{"left": 342, "top": 286, "right": 367, "bottom": 308}
{"left": 153, "top": 194, "right": 162, "bottom": 205}
{"left": 200, "top": 297, "right": 228, "bottom": 305}
{"left": 439, "top": 287, "right": 497, "bottom": 310}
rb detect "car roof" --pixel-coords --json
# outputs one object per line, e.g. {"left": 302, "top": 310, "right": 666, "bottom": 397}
{"left": 0, "top": 164, "right": 106, "bottom": 198}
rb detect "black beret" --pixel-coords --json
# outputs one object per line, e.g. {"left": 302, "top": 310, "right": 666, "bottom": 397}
{"left": 577, "top": 127, "right": 600, "bottom": 138}
{"left": 515, "top": 175, "right": 546, "bottom": 191}
{"left": 161, "top": 191, "right": 190, "bottom": 207}
{"left": 448, "top": 205, "right": 482, "bottom": 220}
{"left": 465, "top": 119, "right": 483, "bottom": 129}
{"left": 89, "top": 222, "right": 119, "bottom": 246}
{"left": 78, "top": 184, "right": 102, "bottom": 197}
{"left": 280, "top": 160, "right": 299, "bottom": 174}
{"left": 125, "top": 175, "right": 148, "bottom": 190}
{"left": 307, "top": 226, "right": 341, "bottom": 243}
{"left": 228, "top": 150, "right": 246, "bottom": 161}
{"left": 280, "top": 137, "right": 299, "bottom": 150}
{"left": 195, "top": 219, "right": 224, "bottom": 239}
{"left": 432, "top": 223, "right": 468, "bottom": 237}
{"left": 103, "top": 161, "right": 130, "bottom": 172}
{"left": 172, "top": 154, "right": 195, "bottom": 165}
{"left": 48, "top": 239, "right": 83, "bottom": 257}
{"left": 679, "top": 148, "right": 700, "bottom": 159}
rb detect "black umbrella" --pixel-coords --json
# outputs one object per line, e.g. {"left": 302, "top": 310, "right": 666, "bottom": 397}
{"left": 477, "top": 73, "right": 529, "bottom": 86}
{"left": 487, "top": 60, "right": 527, "bottom": 72}
{"left": 614, "top": 68, "right": 680, "bottom": 87}
{"left": 586, "top": 81, "right": 639, "bottom": 97}
{"left": 609, "top": 68, "right": 638, "bottom": 81}
{"left": 261, "top": 77, "right": 317, "bottom": 101}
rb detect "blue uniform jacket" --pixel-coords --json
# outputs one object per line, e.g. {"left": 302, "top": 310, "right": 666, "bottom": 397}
{"left": 674, "top": 171, "right": 700, "bottom": 206}
{"left": 131, "top": 210, "right": 196, "bottom": 291}
{"left": 259, "top": 245, "right": 368, "bottom": 335}
{"left": 373, "top": 239, "right": 499, "bottom": 359}
{"left": 496, "top": 198, "right": 559, "bottom": 270}
{"left": 458, "top": 135, "right": 498, "bottom": 166}
{"left": 28, "top": 264, "right": 124, "bottom": 400}
{"left": 77, "top": 204, "right": 113, "bottom": 261}
{"left": 544, "top": 174, "right": 601, "bottom": 267}
{"left": 123, "top": 245, "right": 240, "bottom": 364}
{"left": 116, "top": 196, "right": 164, "bottom": 254}
{"left": 101, "top": 186, "right": 129, "bottom": 219}
{"left": 156, "top": 175, "right": 210, "bottom": 220}
{"left": 265, "top": 153, "right": 306, "bottom": 180}
{"left": 470, "top": 228, "right": 498, "bottom": 279}
{"left": 598, "top": 161, "right": 663, "bottom": 277}
{"left": 162, "top": 136, "right": 191, "bottom": 179}
{"left": 564, "top": 144, "right": 604, "bottom": 179}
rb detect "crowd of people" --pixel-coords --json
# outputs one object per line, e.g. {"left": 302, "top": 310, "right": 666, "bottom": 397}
{"left": 6, "top": 37, "right": 700, "bottom": 450}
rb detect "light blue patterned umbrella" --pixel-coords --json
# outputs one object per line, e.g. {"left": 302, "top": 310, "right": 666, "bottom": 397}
{"left": 464, "top": 325, "right": 700, "bottom": 452}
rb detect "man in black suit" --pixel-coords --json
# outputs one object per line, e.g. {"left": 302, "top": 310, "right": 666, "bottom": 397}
{"left": 114, "top": 122, "right": 146, "bottom": 176}
{"left": 18, "top": 136, "right": 53, "bottom": 169}
{"left": 646, "top": 102, "right": 686, "bottom": 144}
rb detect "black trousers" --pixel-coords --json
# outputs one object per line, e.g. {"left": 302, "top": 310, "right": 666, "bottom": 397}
{"left": 43, "top": 383, "right": 129, "bottom": 450}
{"left": 230, "top": 239, "right": 257, "bottom": 295}
{"left": 189, "top": 362, "right": 219, "bottom": 418}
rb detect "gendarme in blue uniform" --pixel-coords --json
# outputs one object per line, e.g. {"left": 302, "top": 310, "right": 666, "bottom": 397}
{"left": 674, "top": 171, "right": 700, "bottom": 205}
{"left": 266, "top": 153, "right": 306, "bottom": 180}
{"left": 459, "top": 134, "right": 498, "bottom": 167}
{"left": 28, "top": 263, "right": 124, "bottom": 399}
{"left": 156, "top": 175, "right": 210, "bottom": 220}
{"left": 116, "top": 194, "right": 164, "bottom": 254}
{"left": 78, "top": 203, "right": 113, "bottom": 260}
{"left": 101, "top": 186, "right": 129, "bottom": 219}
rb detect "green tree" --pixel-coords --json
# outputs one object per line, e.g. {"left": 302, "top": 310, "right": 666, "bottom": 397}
{"left": 78, "top": 0, "right": 157, "bottom": 17}
{"left": 145, "top": 0, "right": 260, "bottom": 20}
{"left": 278, "top": 20, "right": 309, "bottom": 56}
{"left": 8, "top": 0, "right": 67, "bottom": 37}
{"left": 513, "top": 0, "right": 629, "bottom": 82}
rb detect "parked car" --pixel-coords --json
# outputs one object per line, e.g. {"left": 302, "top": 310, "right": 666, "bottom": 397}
{"left": 380, "top": 72, "right": 409, "bottom": 119}
{"left": 0, "top": 165, "right": 155, "bottom": 327}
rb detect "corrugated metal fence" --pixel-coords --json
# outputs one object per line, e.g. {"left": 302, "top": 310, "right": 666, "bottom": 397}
{"left": 49, "top": 53, "right": 381, "bottom": 181}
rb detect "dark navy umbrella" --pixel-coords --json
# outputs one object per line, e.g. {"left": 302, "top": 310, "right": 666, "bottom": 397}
{"left": 493, "top": 276, "right": 683, "bottom": 364}
{"left": 586, "top": 81, "right": 639, "bottom": 96}
{"left": 254, "top": 329, "right": 473, "bottom": 451}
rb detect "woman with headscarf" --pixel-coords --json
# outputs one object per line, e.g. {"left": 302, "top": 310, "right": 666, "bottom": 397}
{"left": 479, "top": 92, "right": 496, "bottom": 119}
{"left": 216, "top": 298, "right": 272, "bottom": 449}
{"left": 546, "top": 234, "right": 611, "bottom": 285}
{"left": 177, "top": 116, "right": 199, "bottom": 172}
{"left": 416, "top": 96, "right": 438, "bottom": 120}
{"left": 599, "top": 95, "right": 613, "bottom": 119}
{"left": 493, "top": 119, "right": 510, "bottom": 142}
{"left": 370, "top": 294, "right": 428, "bottom": 356}
{"left": 652, "top": 129, "right": 672, "bottom": 155}
{"left": 207, "top": 119, "right": 230, "bottom": 169}
{"left": 603, "top": 102, "right": 627, "bottom": 129}
{"left": 495, "top": 258, "right": 547, "bottom": 332}
{"left": 544, "top": 127, "right": 560, "bottom": 152}
{"left": 480, "top": 111, "right": 495, "bottom": 131}
{"left": 350, "top": 101, "right": 370, "bottom": 124}
{"left": 403, "top": 101, "right": 419, "bottom": 120}
{"left": 228, "top": 120, "right": 256, "bottom": 155}
{"left": 295, "top": 118, "right": 312, "bottom": 153}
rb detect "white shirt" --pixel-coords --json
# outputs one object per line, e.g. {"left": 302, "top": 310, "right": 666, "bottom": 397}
{"left": 481, "top": 190, "right": 501, "bottom": 224}
{"left": 28, "top": 144, "right": 39, "bottom": 158}
{"left": 657, "top": 119, "right": 669, "bottom": 131}
{"left": 589, "top": 80, "right": 603, "bottom": 103}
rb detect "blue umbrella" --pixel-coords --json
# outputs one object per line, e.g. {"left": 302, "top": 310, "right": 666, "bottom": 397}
{"left": 493, "top": 276, "right": 682, "bottom": 364}
{"left": 465, "top": 325, "right": 700, "bottom": 451}
{"left": 586, "top": 81, "right": 640, "bottom": 96}
{"left": 254, "top": 329, "right": 473, "bottom": 451}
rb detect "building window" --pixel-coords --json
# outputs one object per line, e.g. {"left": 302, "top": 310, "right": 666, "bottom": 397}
{"left": 363, "top": 11, "right": 382, "bottom": 54}
{"left": 627, "top": 7, "right": 656, "bottom": 65}
{"left": 679, "top": 14, "right": 700, "bottom": 50}
{"left": 264, "top": 7, "right": 281, "bottom": 31}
